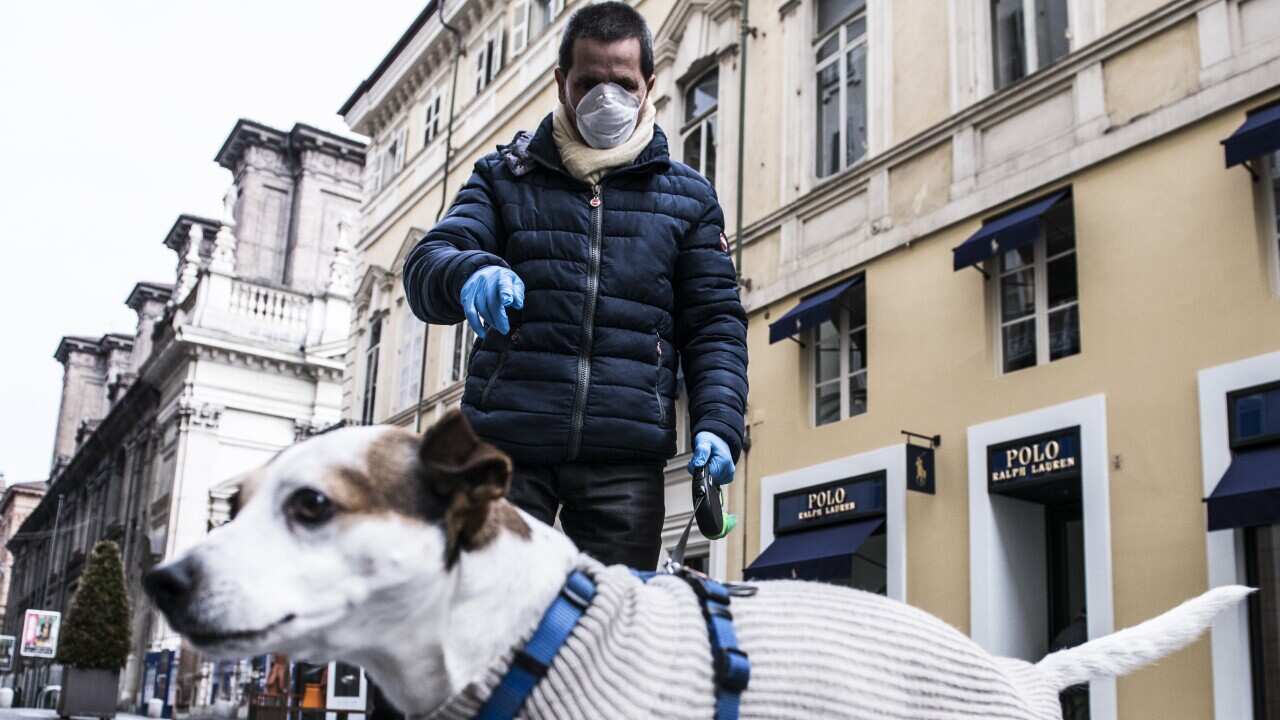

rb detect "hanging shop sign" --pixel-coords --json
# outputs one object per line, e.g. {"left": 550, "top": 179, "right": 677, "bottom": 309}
{"left": 774, "top": 471, "right": 886, "bottom": 535}
{"left": 906, "top": 444, "right": 936, "bottom": 495}
{"left": 19, "top": 609, "right": 61, "bottom": 658}
{"left": 987, "top": 426, "right": 1082, "bottom": 492}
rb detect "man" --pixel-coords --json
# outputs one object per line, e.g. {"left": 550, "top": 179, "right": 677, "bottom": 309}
{"left": 404, "top": 2, "right": 747, "bottom": 570}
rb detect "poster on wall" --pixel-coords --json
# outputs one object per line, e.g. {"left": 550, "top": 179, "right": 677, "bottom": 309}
{"left": 0, "top": 635, "right": 15, "bottom": 671}
{"left": 19, "top": 609, "right": 61, "bottom": 658}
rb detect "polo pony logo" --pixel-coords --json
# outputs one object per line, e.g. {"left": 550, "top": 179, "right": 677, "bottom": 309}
{"left": 915, "top": 455, "right": 928, "bottom": 487}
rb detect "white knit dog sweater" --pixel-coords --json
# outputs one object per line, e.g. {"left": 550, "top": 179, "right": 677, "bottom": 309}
{"left": 426, "top": 557, "right": 1063, "bottom": 719}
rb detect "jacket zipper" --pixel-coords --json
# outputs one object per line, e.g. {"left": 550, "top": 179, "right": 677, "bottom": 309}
{"left": 479, "top": 331, "right": 517, "bottom": 409}
{"left": 654, "top": 333, "right": 666, "bottom": 427}
{"left": 566, "top": 184, "right": 604, "bottom": 460}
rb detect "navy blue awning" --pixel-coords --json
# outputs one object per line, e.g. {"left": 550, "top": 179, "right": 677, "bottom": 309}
{"left": 768, "top": 277, "right": 862, "bottom": 344}
{"left": 1222, "top": 102, "right": 1280, "bottom": 168}
{"left": 1205, "top": 445, "right": 1280, "bottom": 531}
{"left": 744, "top": 516, "right": 884, "bottom": 581}
{"left": 952, "top": 191, "right": 1070, "bottom": 271}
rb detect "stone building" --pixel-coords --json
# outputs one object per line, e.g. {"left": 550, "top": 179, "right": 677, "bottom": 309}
{"left": 341, "top": 0, "right": 1280, "bottom": 717}
{"left": 3, "top": 119, "right": 364, "bottom": 716}
{"left": 0, "top": 481, "right": 47, "bottom": 637}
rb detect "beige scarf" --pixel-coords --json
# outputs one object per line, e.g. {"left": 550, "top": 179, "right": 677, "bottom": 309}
{"left": 552, "top": 99, "right": 656, "bottom": 186}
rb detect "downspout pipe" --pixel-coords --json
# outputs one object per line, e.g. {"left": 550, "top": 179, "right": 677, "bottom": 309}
{"left": 419, "top": 0, "right": 465, "bottom": 433}
{"left": 732, "top": 0, "right": 751, "bottom": 283}
{"left": 435, "top": 0, "right": 465, "bottom": 225}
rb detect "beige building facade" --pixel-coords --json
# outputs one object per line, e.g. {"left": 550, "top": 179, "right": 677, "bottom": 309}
{"left": 342, "top": 0, "right": 1280, "bottom": 717}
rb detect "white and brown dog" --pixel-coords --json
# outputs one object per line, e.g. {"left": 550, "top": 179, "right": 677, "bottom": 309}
{"left": 145, "top": 411, "right": 1250, "bottom": 720}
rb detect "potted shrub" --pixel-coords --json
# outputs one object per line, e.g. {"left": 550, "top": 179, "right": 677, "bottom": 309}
{"left": 57, "top": 540, "right": 130, "bottom": 719}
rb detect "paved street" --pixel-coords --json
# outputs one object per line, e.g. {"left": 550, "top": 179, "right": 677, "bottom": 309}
{"left": 0, "top": 711, "right": 153, "bottom": 720}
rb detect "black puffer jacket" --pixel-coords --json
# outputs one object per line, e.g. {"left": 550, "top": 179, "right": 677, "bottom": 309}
{"left": 404, "top": 114, "right": 747, "bottom": 465}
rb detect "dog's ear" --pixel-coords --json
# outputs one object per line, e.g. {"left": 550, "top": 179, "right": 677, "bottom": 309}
{"left": 419, "top": 409, "right": 514, "bottom": 566}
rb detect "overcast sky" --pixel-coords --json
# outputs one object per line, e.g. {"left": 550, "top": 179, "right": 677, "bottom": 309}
{"left": 0, "top": 1, "right": 424, "bottom": 485}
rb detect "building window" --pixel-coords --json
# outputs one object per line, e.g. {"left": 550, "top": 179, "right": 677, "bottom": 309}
{"left": 997, "top": 199, "right": 1079, "bottom": 373}
{"left": 815, "top": 0, "right": 868, "bottom": 178}
{"left": 361, "top": 319, "right": 382, "bottom": 425}
{"left": 1229, "top": 381, "right": 1280, "bottom": 450}
{"left": 811, "top": 279, "right": 867, "bottom": 426}
{"left": 990, "top": 0, "right": 1070, "bottom": 91}
{"left": 1268, "top": 151, "right": 1280, "bottom": 291}
{"left": 397, "top": 308, "right": 427, "bottom": 413}
{"left": 423, "top": 89, "right": 442, "bottom": 146}
{"left": 682, "top": 70, "right": 719, "bottom": 185}
{"left": 450, "top": 323, "right": 474, "bottom": 384}
{"left": 1246, "top": 523, "right": 1280, "bottom": 720}
{"left": 511, "top": 0, "right": 562, "bottom": 56}
{"left": 474, "top": 27, "right": 505, "bottom": 95}
{"left": 375, "top": 128, "right": 407, "bottom": 193}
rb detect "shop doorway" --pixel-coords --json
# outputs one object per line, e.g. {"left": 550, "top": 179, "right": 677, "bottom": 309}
{"left": 1245, "top": 524, "right": 1280, "bottom": 720}
{"left": 1047, "top": 503, "right": 1089, "bottom": 719}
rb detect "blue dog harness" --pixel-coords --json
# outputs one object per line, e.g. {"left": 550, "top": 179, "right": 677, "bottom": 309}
{"left": 476, "top": 568, "right": 751, "bottom": 720}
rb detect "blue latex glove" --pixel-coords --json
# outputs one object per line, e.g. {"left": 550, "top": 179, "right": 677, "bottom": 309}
{"left": 460, "top": 266, "right": 525, "bottom": 338}
{"left": 689, "top": 431, "right": 735, "bottom": 485}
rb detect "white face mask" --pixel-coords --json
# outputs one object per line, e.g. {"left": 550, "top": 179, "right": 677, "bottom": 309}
{"left": 573, "top": 82, "right": 642, "bottom": 150}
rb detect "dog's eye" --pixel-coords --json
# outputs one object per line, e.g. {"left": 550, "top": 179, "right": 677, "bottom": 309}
{"left": 285, "top": 489, "right": 335, "bottom": 526}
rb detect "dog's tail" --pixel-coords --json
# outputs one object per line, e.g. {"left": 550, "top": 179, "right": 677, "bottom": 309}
{"left": 1034, "top": 585, "right": 1253, "bottom": 690}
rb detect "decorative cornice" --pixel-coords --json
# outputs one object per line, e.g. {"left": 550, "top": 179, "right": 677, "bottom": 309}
{"left": 162, "top": 214, "right": 221, "bottom": 254}
{"left": 215, "top": 119, "right": 366, "bottom": 173}
{"left": 125, "top": 282, "right": 174, "bottom": 311}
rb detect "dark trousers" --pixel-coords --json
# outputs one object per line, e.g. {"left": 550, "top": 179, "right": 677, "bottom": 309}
{"left": 507, "top": 461, "right": 667, "bottom": 570}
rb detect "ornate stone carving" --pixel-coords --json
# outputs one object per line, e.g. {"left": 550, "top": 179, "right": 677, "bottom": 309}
{"left": 327, "top": 216, "right": 356, "bottom": 296}
{"left": 176, "top": 396, "right": 223, "bottom": 432}
{"left": 174, "top": 224, "right": 202, "bottom": 303}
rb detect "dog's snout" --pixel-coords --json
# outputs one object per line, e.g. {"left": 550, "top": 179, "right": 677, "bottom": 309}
{"left": 144, "top": 557, "right": 199, "bottom": 614}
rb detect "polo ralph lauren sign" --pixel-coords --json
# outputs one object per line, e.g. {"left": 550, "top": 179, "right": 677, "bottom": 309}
{"left": 987, "top": 427, "right": 1081, "bottom": 492}
{"left": 774, "top": 472, "right": 886, "bottom": 535}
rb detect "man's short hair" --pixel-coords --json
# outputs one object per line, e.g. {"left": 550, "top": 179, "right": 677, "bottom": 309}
{"left": 558, "top": 2, "right": 655, "bottom": 79}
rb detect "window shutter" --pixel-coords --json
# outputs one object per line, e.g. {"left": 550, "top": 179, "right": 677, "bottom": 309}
{"left": 396, "top": 127, "right": 408, "bottom": 172}
{"left": 511, "top": 0, "right": 529, "bottom": 55}
{"left": 492, "top": 29, "right": 505, "bottom": 78}
{"left": 551, "top": 0, "right": 565, "bottom": 18}
{"left": 474, "top": 42, "right": 488, "bottom": 94}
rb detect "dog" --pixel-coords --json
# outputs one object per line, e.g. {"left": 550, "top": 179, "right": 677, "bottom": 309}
{"left": 145, "top": 410, "right": 1251, "bottom": 719}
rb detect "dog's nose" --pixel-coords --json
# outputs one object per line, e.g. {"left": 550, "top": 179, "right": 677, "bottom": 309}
{"left": 144, "top": 557, "right": 199, "bottom": 614}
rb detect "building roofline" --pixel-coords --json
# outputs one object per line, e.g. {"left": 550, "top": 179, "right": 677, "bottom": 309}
{"left": 338, "top": 0, "right": 440, "bottom": 116}
{"left": 215, "top": 119, "right": 366, "bottom": 172}
{"left": 53, "top": 333, "right": 134, "bottom": 364}
{"left": 125, "top": 281, "right": 174, "bottom": 311}
{"left": 162, "top": 213, "right": 222, "bottom": 252}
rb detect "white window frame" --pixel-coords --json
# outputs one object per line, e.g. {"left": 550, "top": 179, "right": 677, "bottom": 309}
{"left": 813, "top": 0, "right": 869, "bottom": 180}
{"left": 396, "top": 305, "right": 426, "bottom": 413}
{"left": 422, "top": 88, "right": 443, "bottom": 147}
{"left": 992, "top": 218, "right": 1080, "bottom": 375}
{"left": 376, "top": 127, "right": 408, "bottom": 192}
{"left": 680, "top": 69, "right": 719, "bottom": 184}
{"left": 474, "top": 25, "right": 505, "bottom": 96}
{"left": 984, "top": 0, "right": 1073, "bottom": 92}
{"left": 1260, "top": 150, "right": 1280, "bottom": 296}
{"left": 510, "top": 0, "right": 531, "bottom": 56}
{"left": 361, "top": 318, "right": 382, "bottom": 425}
{"left": 809, "top": 282, "right": 868, "bottom": 427}
{"left": 445, "top": 323, "right": 475, "bottom": 386}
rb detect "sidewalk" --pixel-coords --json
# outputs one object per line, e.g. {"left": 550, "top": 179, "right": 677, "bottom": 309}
{"left": 0, "top": 711, "right": 225, "bottom": 720}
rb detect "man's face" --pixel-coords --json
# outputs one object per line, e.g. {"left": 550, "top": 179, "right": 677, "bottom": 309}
{"left": 556, "top": 36, "right": 655, "bottom": 132}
